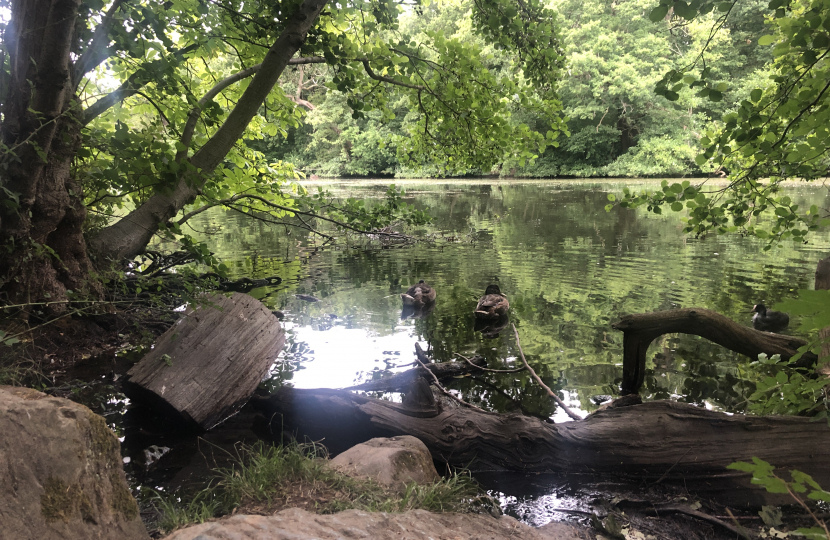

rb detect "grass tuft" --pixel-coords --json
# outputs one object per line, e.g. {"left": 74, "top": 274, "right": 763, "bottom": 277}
{"left": 149, "top": 441, "right": 489, "bottom": 534}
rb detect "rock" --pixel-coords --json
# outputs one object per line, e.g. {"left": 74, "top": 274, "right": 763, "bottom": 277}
{"left": 0, "top": 386, "right": 149, "bottom": 540}
{"left": 162, "top": 507, "right": 592, "bottom": 539}
{"left": 330, "top": 436, "right": 439, "bottom": 492}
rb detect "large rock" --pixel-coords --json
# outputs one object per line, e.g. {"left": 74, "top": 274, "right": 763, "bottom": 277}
{"left": 330, "top": 436, "right": 439, "bottom": 491}
{"left": 162, "top": 507, "right": 592, "bottom": 539}
{"left": 0, "top": 386, "right": 149, "bottom": 540}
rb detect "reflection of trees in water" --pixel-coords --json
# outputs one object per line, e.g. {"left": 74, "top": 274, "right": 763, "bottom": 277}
{"left": 178, "top": 182, "right": 830, "bottom": 415}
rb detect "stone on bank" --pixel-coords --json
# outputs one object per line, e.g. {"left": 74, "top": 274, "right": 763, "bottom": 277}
{"left": 0, "top": 386, "right": 148, "bottom": 540}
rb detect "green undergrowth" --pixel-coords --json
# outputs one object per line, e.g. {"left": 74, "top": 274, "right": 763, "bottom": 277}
{"left": 150, "top": 441, "right": 489, "bottom": 534}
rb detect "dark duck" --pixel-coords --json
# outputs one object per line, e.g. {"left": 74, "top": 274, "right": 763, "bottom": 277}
{"left": 401, "top": 280, "right": 436, "bottom": 307}
{"left": 751, "top": 303, "right": 789, "bottom": 332}
{"left": 474, "top": 285, "right": 509, "bottom": 319}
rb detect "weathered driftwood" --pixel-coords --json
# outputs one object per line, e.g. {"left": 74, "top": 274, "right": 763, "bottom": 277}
{"left": 342, "top": 357, "right": 486, "bottom": 392}
{"left": 252, "top": 387, "right": 830, "bottom": 505}
{"left": 124, "top": 292, "right": 285, "bottom": 430}
{"left": 613, "top": 308, "right": 816, "bottom": 394}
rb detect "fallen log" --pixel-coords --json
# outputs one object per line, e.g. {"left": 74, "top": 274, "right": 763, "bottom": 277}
{"left": 613, "top": 308, "right": 816, "bottom": 394}
{"left": 252, "top": 387, "right": 830, "bottom": 506}
{"left": 124, "top": 292, "right": 285, "bottom": 430}
{"left": 342, "top": 356, "right": 486, "bottom": 392}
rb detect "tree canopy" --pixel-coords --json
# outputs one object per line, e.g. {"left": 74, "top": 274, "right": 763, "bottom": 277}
{"left": 617, "top": 0, "right": 830, "bottom": 246}
{"left": 0, "top": 0, "right": 567, "bottom": 306}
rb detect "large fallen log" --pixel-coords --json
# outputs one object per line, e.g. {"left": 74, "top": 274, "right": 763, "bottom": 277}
{"left": 124, "top": 293, "right": 285, "bottom": 430}
{"left": 613, "top": 308, "right": 816, "bottom": 394}
{"left": 252, "top": 387, "right": 830, "bottom": 506}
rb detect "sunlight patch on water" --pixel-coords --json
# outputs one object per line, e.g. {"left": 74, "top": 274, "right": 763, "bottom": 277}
{"left": 275, "top": 321, "right": 424, "bottom": 389}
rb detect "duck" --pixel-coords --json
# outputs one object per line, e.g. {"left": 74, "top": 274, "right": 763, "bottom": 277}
{"left": 751, "top": 303, "right": 789, "bottom": 332}
{"left": 401, "top": 280, "right": 437, "bottom": 307}
{"left": 474, "top": 284, "right": 509, "bottom": 319}
{"left": 401, "top": 302, "right": 436, "bottom": 320}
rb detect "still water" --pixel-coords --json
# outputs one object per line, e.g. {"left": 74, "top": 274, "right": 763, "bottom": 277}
{"left": 185, "top": 178, "right": 830, "bottom": 419}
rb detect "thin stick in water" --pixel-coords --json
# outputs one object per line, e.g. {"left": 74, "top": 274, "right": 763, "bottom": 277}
{"left": 512, "top": 323, "right": 583, "bottom": 421}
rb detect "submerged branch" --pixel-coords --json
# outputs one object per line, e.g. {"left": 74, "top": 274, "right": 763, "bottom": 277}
{"left": 512, "top": 323, "right": 583, "bottom": 421}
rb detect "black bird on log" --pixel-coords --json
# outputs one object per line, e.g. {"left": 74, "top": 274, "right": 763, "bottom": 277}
{"left": 751, "top": 303, "right": 789, "bottom": 333}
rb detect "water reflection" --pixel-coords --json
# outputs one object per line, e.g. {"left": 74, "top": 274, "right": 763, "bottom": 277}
{"left": 183, "top": 179, "right": 830, "bottom": 419}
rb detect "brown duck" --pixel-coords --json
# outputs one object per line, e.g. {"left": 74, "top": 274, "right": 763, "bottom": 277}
{"left": 401, "top": 280, "right": 437, "bottom": 307}
{"left": 474, "top": 284, "right": 509, "bottom": 319}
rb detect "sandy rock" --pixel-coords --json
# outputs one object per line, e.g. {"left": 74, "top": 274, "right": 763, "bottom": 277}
{"left": 330, "top": 436, "right": 439, "bottom": 491}
{"left": 163, "top": 507, "right": 593, "bottom": 539}
{"left": 0, "top": 386, "right": 149, "bottom": 540}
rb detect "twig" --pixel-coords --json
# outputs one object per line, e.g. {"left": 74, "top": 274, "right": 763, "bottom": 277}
{"left": 412, "top": 345, "right": 489, "bottom": 413}
{"left": 455, "top": 352, "right": 525, "bottom": 373}
{"left": 512, "top": 323, "right": 583, "bottom": 421}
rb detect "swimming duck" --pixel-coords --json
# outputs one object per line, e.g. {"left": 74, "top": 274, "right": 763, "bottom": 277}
{"left": 401, "top": 280, "right": 437, "bottom": 307}
{"left": 401, "top": 302, "right": 436, "bottom": 320}
{"left": 474, "top": 285, "right": 509, "bottom": 319}
{"left": 751, "top": 303, "right": 789, "bottom": 332}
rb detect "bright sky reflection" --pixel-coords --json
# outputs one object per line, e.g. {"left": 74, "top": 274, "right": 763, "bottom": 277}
{"left": 276, "top": 320, "right": 427, "bottom": 390}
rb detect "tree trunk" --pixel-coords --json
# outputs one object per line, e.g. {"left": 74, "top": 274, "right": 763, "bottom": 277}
{"left": 816, "top": 256, "right": 830, "bottom": 374}
{"left": 88, "top": 0, "right": 329, "bottom": 262}
{"left": 253, "top": 387, "right": 830, "bottom": 506}
{"left": 0, "top": 0, "right": 101, "bottom": 308}
{"left": 613, "top": 307, "right": 816, "bottom": 394}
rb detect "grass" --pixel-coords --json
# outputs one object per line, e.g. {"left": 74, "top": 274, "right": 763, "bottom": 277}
{"left": 149, "top": 441, "right": 491, "bottom": 534}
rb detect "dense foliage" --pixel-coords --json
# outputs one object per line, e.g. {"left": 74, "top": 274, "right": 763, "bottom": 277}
{"left": 256, "top": 0, "right": 774, "bottom": 178}
{"left": 0, "top": 0, "right": 568, "bottom": 305}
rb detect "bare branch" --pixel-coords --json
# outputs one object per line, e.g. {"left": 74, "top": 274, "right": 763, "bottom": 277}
{"left": 176, "top": 193, "right": 413, "bottom": 242}
{"left": 74, "top": 0, "right": 128, "bottom": 86}
{"left": 81, "top": 43, "right": 201, "bottom": 125}
{"left": 512, "top": 323, "right": 583, "bottom": 421}
{"left": 455, "top": 352, "right": 525, "bottom": 373}
{"left": 361, "top": 59, "right": 424, "bottom": 90}
{"left": 413, "top": 346, "right": 489, "bottom": 413}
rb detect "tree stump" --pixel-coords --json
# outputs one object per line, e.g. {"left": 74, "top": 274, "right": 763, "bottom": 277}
{"left": 123, "top": 293, "right": 284, "bottom": 430}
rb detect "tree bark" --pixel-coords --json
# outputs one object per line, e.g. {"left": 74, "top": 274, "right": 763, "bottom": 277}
{"left": 253, "top": 387, "right": 830, "bottom": 506}
{"left": 816, "top": 256, "right": 830, "bottom": 375}
{"left": 613, "top": 307, "right": 816, "bottom": 394}
{"left": 123, "top": 293, "right": 285, "bottom": 430}
{"left": 88, "top": 0, "right": 329, "bottom": 262}
{"left": 0, "top": 0, "right": 101, "bottom": 307}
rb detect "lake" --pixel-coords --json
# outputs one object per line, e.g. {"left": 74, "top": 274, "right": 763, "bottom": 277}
{"left": 183, "top": 178, "right": 830, "bottom": 419}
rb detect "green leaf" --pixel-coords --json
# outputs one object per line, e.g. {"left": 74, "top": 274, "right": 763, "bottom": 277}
{"left": 758, "top": 35, "right": 777, "bottom": 46}
{"left": 649, "top": 5, "right": 670, "bottom": 21}
{"left": 758, "top": 506, "right": 783, "bottom": 527}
